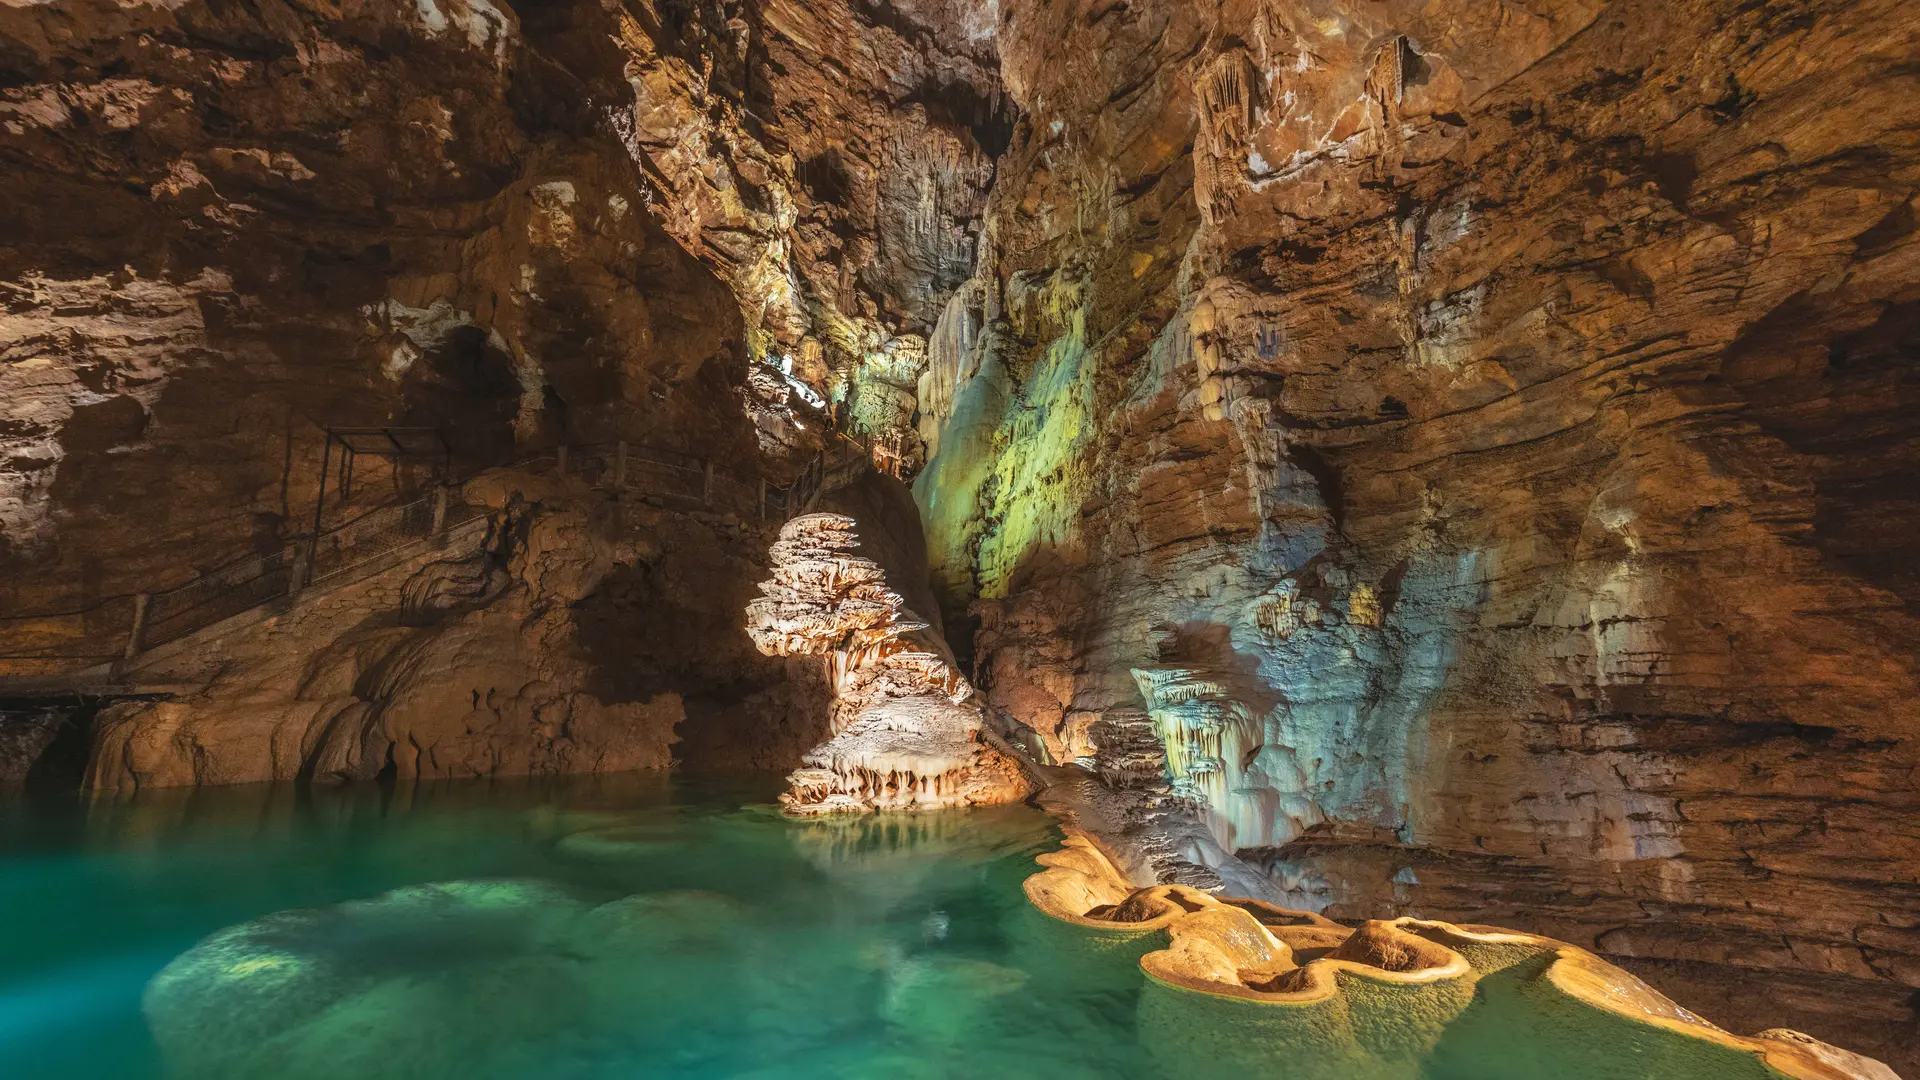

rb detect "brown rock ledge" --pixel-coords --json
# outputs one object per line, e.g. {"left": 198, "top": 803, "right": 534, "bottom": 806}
{"left": 1024, "top": 830, "right": 1903, "bottom": 1080}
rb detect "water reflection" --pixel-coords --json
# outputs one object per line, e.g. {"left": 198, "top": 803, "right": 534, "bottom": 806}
{"left": 2, "top": 772, "right": 1155, "bottom": 1080}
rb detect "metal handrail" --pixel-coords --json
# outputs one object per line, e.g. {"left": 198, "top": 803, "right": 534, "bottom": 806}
{"left": 0, "top": 439, "right": 826, "bottom": 672}
{"left": 304, "top": 504, "right": 488, "bottom": 591}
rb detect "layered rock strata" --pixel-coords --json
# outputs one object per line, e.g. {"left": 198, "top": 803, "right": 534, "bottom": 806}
{"left": 84, "top": 465, "right": 815, "bottom": 791}
{"left": 745, "top": 512, "right": 1032, "bottom": 814}
{"left": 6, "top": 0, "right": 1916, "bottom": 1064}
{"left": 0, "top": 0, "right": 992, "bottom": 791}
{"left": 1025, "top": 833, "right": 1899, "bottom": 1080}
{"left": 0, "top": 0, "right": 996, "bottom": 695}
{"left": 910, "top": 0, "right": 1920, "bottom": 1062}
{"left": 572, "top": 0, "right": 1005, "bottom": 461}
{"left": 0, "top": 0, "right": 767, "bottom": 616}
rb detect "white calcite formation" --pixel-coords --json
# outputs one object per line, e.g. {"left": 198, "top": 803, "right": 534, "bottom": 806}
{"left": 745, "top": 514, "right": 1032, "bottom": 815}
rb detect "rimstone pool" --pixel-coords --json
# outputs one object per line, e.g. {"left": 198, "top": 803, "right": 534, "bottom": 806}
{"left": 0, "top": 772, "right": 1152, "bottom": 1080}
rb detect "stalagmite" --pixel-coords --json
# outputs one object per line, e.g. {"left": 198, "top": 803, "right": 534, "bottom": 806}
{"left": 745, "top": 513, "right": 1034, "bottom": 814}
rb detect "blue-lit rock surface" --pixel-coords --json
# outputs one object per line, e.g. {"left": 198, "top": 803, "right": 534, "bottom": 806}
{"left": 909, "top": 0, "right": 1920, "bottom": 1066}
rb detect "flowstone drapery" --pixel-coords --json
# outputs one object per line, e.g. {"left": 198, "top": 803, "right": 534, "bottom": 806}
{"left": 745, "top": 514, "right": 1032, "bottom": 814}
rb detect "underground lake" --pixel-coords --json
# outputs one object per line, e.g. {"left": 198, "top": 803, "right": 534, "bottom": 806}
{"left": 0, "top": 771, "right": 1163, "bottom": 1080}
{"left": 4, "top": 768, "right": 1898, "bottom": 1080}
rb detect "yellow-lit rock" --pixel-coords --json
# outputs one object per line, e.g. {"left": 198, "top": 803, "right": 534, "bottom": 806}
{"left": 746, "top": 513, "right": 1035, "bottom": 814}
{"left": 1023, "top": 832, "right": 1901, "bottom": 1080}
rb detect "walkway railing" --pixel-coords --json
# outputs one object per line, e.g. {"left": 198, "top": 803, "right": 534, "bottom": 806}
{"left": 0, "top": 440, "right": 823, "bottom": 680}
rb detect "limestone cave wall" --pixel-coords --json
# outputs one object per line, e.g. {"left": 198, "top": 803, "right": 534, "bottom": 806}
{"left": 0, "top": 0, "right": 762, "bottom": 612}
{"left": 3, "top": 0, "right": 1917, "bottom": 1063}
{"left": 910, "top": 0, "right": 1920, "bottom": 1062}
{"left": 0, "top": 0, "right": 1002, "bottom": 610}
{"left": 0, "top": 0, "right": 997, "bottom": 782}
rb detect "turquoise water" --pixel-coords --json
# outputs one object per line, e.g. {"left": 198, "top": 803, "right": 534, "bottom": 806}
{"left": 0, "top": 772, "right": 1156, "bottom": 1080}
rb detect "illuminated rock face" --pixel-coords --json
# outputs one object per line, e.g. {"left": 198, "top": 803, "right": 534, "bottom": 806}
{"left": 606, "top": 0, "right": 1000, "bottom": 465}
{"left": 0, "top": 0, "right": 993, "bottom": 786}
{"left": 7, "top": 0, "right": 1916, "bottom": 1063}
{"left": 746, "top": 514, "right": 1033, "bottom": 815}
{"left": 909, "top": 0, "right": 1920, "bottom": 1062}
{"left": 0, "top": 0, "right": 995, "bottom": 678}
{"left": 0, "top": 1, "right": 768, "bottom": 620}
{"left": 1023, "top": 834, "right": 1902, "bottom": 1080}
{"left": 83, "top": 469, "right": 814, "bottom": 791}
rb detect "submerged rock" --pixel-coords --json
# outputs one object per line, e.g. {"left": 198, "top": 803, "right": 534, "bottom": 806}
{"left": 144, "top": 880, "right": 595, "bottom": 1079}
{"left": 879, "top": 955, "right": 1030, "bottom": 1043}
{"left": 143, "top": 880, "right": 774, "bottom": 1080}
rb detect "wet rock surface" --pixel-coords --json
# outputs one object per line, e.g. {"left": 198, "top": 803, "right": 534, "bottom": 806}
{"left": 0, "top": 0, "right": 762, "bottom": 613}
{"left": 1023, "top": 833, "right": 1902, "bottom": 1080}
{"left": 909, "top": 0, "right": 1920, "bottom": 1066}
{"left": 745, "top": 509, "right": 1033, "bottom": 813}
{"left": 82, "top": 465, "right": 815, "bottom": 790}
{"left": 0, "top": 0, "right": 983, "bottom": 784}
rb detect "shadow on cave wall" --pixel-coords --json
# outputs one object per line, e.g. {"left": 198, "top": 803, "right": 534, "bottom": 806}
{"left": 571, "top": 469, "right": 948, "bottom": 774}
{"left": 0, "top": 698, "right": 105, "bottom": 796}
{"left": 569, "top": 533, "right": 831, "bottom": 775}
{"left": 1723, "top": 278, "right": 1920, "bottom": 616}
